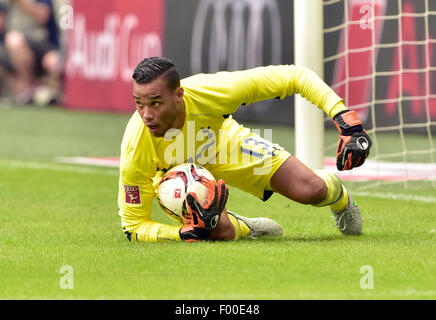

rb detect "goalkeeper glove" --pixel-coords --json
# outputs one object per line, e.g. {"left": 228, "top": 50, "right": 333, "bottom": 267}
{"left": 179, "top": 179, "right": 229, "bottom": 242}
{"left": 333, "top": 110, "right": 372, "bottom": 171}
{"left": 185, "top": 179, "right": 228, "bottom": 230}
{"left": 179, "top": 224, "right": 210, "bottom": 242}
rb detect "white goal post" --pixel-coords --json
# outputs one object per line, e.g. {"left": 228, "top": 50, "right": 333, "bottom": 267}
{"left": 294, "top": 0, "right": 325, "bottom": 170}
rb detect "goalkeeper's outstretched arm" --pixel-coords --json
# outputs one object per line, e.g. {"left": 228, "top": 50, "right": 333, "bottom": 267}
{"left": 288, "top": 65, "right": 372, "bottom": 170}
{"left": 241, "top": 64, "right": 372, "bottom": 170}
{"left": 234, "top": 65, "right": 373, "bottom": 169}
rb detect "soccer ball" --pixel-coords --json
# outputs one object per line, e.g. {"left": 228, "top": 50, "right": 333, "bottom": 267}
{"left": 157, "top": 163, "right": 215, "bottom": 224}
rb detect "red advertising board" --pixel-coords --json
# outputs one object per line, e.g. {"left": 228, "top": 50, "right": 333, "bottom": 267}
{"left": 330, "top": 0, "right": 436, "bottom": 124}
{"left": 64, "top": 0, "right": 164, "bottom": 112}
{"left": 331, "top": 0, "right": 386, "bottom": 123}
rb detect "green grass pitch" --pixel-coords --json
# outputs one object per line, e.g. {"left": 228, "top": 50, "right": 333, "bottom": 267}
{"left": 1, "top": 106, "right": 435, "bottom": 300}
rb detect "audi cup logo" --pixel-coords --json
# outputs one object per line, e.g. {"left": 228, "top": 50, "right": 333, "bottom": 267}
{"left": 191, "top": 0, "right": 282, "bottom": 74}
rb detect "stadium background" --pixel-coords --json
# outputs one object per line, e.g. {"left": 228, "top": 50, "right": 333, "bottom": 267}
{"left": 63, "top": 0, "right": 435, "bottom": 132}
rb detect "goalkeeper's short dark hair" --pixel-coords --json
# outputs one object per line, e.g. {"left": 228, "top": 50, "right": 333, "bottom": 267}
{"left": 132, "top": 57, "right": 180, "bottom": 91}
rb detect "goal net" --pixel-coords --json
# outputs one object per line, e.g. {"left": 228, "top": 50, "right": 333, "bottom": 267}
{"left": 322, "top": 0, "right": 436, "bottom": 187}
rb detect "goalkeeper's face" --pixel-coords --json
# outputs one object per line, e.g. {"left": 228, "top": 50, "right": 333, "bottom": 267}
{"left": 133, "top": 77, "right": 185, "bottom": 137}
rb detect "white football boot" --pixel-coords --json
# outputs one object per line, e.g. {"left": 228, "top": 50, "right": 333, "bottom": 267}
{"left": 228, "top": 211, "right": 283, "bottom": 238}
{"left": 331, "top": 193, "right": 362, "bottom": 235}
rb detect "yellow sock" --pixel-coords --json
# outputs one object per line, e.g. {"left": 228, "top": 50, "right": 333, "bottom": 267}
{"left": 313, "top": 169, "right": 349, "bottom": 212}
{"left": 227, "top": 212, "right": 251, "bottom": 240}
{"left": 330, "top": 185, "right": 349, "bottom": 212}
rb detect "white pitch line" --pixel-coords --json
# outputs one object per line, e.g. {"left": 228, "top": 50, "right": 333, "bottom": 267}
{"left": 56, "top": 156, "right": 119, "bottom": 167}
{"left": 0, "top": 159, "right": 119, "bottom": 176}
{"left": 354, "top": 191, "right": 436, "bottom": 204}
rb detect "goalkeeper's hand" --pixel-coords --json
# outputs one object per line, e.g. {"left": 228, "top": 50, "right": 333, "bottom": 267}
{"left": 334, "top": 110, "right": 372, "bottom": 171}
{"left": 179, "top": 179, "right": 228, "bottom": 242}
{"left": 179, "top": 224, "right": 210, "bottom": 242}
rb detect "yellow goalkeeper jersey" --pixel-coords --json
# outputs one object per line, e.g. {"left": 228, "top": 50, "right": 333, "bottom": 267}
{"left": 118, "top": 65, "right": 347, "bottom": 242}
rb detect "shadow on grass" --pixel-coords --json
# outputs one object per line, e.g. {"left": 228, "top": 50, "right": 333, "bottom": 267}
{"left": 237, "top": 233, "right": 348, "bottom": 243}
{"left": 282, "top": 234, "right": 347, "bottom": 242}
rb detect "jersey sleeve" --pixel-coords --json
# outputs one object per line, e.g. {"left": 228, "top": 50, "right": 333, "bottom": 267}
{"left": 118, "top": 165, "right": 181, "bottom": 242}
{"left": 182, "top": 65, "right": 347, "bottom": 118}
{"left": 118, "top": 112, "right": 182, "bottom": 242}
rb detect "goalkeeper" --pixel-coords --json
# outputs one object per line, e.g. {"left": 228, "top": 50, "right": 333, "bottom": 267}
{"left": 119, "top": 57, "right": 372, "bottom": 242}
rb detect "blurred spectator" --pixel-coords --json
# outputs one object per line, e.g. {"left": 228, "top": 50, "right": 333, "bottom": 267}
{"left": 0, "top": 0, "right": 60, "bottom": 105}
{"left": 0, "top": 1, "right": 8, "bottom": 96}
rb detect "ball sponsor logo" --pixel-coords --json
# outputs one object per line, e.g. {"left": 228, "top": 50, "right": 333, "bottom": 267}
{"left": 174, "top": 189, "right": 182, "bottom": 199}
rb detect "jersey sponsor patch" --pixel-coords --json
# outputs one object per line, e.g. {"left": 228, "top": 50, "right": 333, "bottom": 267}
{"left": 124, "top": 185, "right": 141, "bottom": 204}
